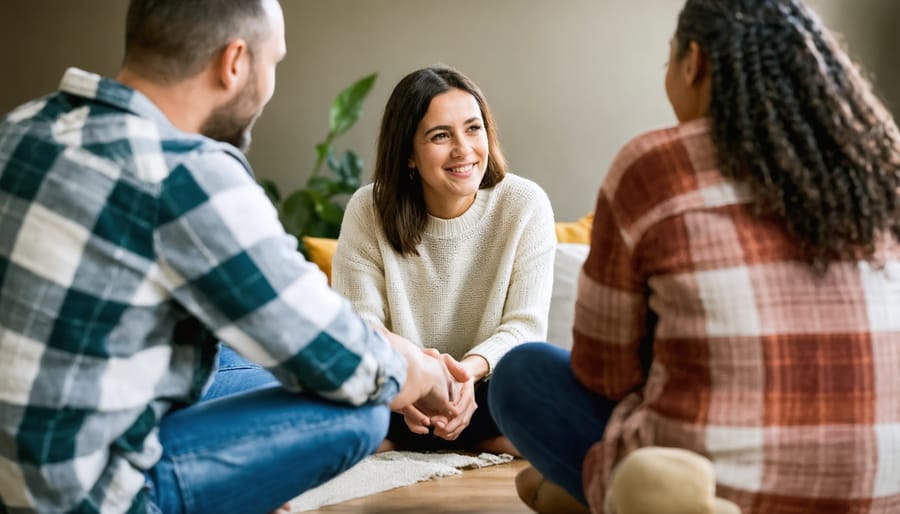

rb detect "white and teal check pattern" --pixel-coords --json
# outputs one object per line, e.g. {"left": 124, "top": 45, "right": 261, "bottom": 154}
{"left": 0, "top": 68, "right": 405, "bottom": 514}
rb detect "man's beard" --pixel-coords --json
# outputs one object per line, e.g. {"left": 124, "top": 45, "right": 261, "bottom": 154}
{"left": 200, "top": 72, "right": 261, "bottom": 153}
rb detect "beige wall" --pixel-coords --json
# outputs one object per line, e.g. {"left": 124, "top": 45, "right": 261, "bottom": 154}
{"left": 1, "top": 1, "right": 897, "bottom": 221}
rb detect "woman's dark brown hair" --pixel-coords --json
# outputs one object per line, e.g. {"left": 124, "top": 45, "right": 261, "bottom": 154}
{"left": 373, "top": 66, "right": 507, "bottom": 256}
{"left": 675, "top": 0, "right": 900, "bottom": 270}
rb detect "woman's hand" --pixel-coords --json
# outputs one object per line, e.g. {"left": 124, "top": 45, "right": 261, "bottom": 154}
{"left": 398, "top": 346, "right": 470, "bottom": 435}
{"left": 432, "top": 373, "right": 477, "bottom": 440}
{"left": 431, "top": 354, "right": 487, "bottom": 441}
{"left": 408, "top": 349, "right": 470, "bottom": 432}
{"left": 399, "top": 404, "right": 432, "bottom": 435}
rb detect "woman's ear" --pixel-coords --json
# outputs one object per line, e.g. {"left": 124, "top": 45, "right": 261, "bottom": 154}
{"left": 215, "top": 38, "right": 250, "bottom": 91}
{"left": 683, "top": 41, "right": 710, "bottom": 86}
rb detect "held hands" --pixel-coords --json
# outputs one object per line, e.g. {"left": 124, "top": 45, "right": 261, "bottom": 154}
{"left": 381, "top": 327, "right": 461, "bottom": 420}
{"left": 400, "top": 349, "right": 471, "bottom": 435}
{"left": 409, "top": 349, "right": 465, "bottom": 419}
{"left": 374, "top": 323, "right": 485, "bottom": 440}
{"left": 430, "top": 353, "right": 479, "bottom": 440}
{"left": 405, "top": 351, "right": 485, "bottom": 441}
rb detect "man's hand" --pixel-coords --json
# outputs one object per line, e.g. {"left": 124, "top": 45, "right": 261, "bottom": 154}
{"left": 424, "top": 348, "right": 469, "bottom": 399}
{"left": 398, "top": 404, "right": 431, "bottom": 434}
{"left": 381, "top": 329, "right": 458, "bottom": 419}
{"left": 409, "top": 350, "right": 460, "bottom": 417}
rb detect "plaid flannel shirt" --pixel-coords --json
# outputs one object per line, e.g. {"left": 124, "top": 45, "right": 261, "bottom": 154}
{"left": 0, "top": 68, "right": 406, "bottom": 514}
{"left": 574, "top": 119, "right": 900, "bottom": 513}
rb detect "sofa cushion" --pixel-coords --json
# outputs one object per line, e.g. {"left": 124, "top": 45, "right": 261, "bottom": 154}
{"left": 303, "top": 236, "right": 338, "bottom": 284}
{"left": 555, "top": 214, "right": 593, "bottom": 244}
{"left": 548, "top": 243, "right": 589, "bottom": 349}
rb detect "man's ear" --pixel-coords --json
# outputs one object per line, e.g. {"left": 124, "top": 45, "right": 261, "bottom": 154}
{"left": 215, "top": 39, "right": 250, "bottom": 91}
{"left": 683, "top": 41, "right": 709, "bottom": 86}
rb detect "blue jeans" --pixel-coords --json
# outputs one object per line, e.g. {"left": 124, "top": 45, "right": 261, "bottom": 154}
{"left": 146, "top": 345, "right": 390, "bottom": 514}
{"left": 488, "top": 343, "right": 615, "bottom": 504}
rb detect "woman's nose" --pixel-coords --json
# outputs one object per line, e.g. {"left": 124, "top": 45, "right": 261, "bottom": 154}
{"left": 450, "top": 137, "right": 468, "bottom": 158}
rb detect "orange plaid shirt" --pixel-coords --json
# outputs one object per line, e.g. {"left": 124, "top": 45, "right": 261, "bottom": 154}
{"left": 574, "top": 118, "right": 900, "bottom": 513}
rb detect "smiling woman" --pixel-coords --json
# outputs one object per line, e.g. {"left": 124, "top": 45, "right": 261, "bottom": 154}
{"left": 332, "top": 65, "right": 557, "bottom": 456}
{"left": 370, "top": 66, "right": 509, "bottom": 256}
{"left": 409, "top": 88, "right": 490, "bottom": 219}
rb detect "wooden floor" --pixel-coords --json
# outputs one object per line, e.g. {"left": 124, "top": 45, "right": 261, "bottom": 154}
{"left": 304, "top": 458, "right": 533, "bottom": 514}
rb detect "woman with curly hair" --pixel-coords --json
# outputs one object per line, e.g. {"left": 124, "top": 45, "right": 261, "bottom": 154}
{"left": 489, "top": 0, "right": 900, "bottom": 513}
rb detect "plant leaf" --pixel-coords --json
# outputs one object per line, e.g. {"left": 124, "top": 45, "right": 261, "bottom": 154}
{"left": 338, "top": 150, "right": 363, "bottom": 181}
{"left": 313, "top": 195, "right": 346, "bottom": 225}
{"left": 258, "top": 178, "right": 281, "bottom": 205}
{"left": 332, "top": 181, "right": 358, "bottom": 196}
{"left": 314, "top": 141, "right": 331, "bottom": 175}
{"left": 306, "top": 219, "right": 341, "bottom": 239}
{"left": 280, "top": 190, "right": 315, "bottom": 239}
{"left": 326, "top": 150, "right": 341, "bottom": 175}
{"left": 307, "top": 176, "right": 333, "bottom": 194}
{"left": 329, "top": 73, "right": 377, "bottom": 138}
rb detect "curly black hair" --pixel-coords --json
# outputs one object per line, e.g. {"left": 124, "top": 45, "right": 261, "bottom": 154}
{"left": 675, "top": 0, "right": 900, "bottom": 270}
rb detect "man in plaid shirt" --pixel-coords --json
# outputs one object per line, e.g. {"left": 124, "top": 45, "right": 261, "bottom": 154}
{"left": 0, "top": 1, "right": 463, "bottom": 513}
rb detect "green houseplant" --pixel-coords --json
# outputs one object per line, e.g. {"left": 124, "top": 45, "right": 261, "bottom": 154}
{"left": 260, "top": 73, "right": 377, "bottom": 256}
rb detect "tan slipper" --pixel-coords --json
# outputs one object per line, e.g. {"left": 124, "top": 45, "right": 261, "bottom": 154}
{"left": 515, "top": 465, "right": 589, "bottom": 514}
{"left": 606, "top": 447, "right": 742, "bottom": 514}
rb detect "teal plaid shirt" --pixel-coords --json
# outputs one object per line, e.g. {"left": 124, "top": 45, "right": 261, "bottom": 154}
{"left": 0, "top": 68, "right": 405, "bottom": 514}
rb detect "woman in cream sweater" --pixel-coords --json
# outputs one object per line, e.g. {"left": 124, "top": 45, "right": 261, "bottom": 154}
{"left": 333, "top": 66, "right": 555, "bottom": 454}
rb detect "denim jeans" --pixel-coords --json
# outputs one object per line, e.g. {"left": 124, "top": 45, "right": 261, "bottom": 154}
{"left": 488, "top": 343, "right": 615, "bottom": 504}
{"left": 145, "top": 345, "right": 390, "bottom": 514}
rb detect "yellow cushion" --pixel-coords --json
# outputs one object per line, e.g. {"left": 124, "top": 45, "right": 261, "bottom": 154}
{"left": 555, "top": 213, "right": 593, "bottom": 244}
{"left": 303, "top": 236, "right": 338, "bottom": 284}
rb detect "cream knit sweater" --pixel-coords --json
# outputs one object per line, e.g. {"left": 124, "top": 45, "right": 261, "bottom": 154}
{"left": 332, "top": 174, "right": 556, "bottom": 372}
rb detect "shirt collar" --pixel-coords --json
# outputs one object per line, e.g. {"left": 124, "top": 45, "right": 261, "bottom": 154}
{"left": 58, "top": 67, "right": 176, "bottom": 131}
{"left": 57, "top": 67, "right": 254, "bottom": 176}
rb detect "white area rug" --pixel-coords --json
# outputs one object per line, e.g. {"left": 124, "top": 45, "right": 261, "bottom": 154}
{"left": 288, "top": 451, "right": 514, "bottom": 512}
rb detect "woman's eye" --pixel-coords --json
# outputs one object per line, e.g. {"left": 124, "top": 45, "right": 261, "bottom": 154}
{"left": 431, "top": 133, "right": 449, "bottom": 142}
{"left": 467, "top": 125, "right": 483, "bottom": 132}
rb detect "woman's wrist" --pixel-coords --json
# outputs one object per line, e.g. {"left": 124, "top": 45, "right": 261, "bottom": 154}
{"left": 461, "top": 355, "right": 490, "bottom": 382}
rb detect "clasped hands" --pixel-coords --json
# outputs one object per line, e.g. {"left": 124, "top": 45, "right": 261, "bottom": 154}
{"left": 377, "top": 325, "right": 480, "bottom": 441}
{"left": 402, "top": 348, "right": 479, "bottom": 441}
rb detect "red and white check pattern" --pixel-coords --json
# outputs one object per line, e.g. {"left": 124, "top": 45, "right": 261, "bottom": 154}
{"left": 575, "top": 119, "right": 900, "bottom": 513}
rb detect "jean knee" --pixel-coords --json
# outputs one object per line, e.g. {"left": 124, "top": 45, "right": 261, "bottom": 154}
{"left": 356, "top": 404, "right": 391, "bottom": 455}
{"left": 495, "top": 342, "right": 549, "bottom": 376}
{"left": 492, "top": 342, "right": 551, "bottom": 395}
{"left": 489, "top": 344, "right": 546, "bottom": 426}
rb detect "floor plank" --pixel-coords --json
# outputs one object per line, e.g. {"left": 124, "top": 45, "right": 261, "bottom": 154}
{"left": 305, "top": 459, "right": 532, "bottom": 514}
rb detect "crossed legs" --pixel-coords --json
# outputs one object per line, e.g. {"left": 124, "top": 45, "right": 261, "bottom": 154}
{"left": 145, "top": 345, "right": 389, "bottom": 514}
{"left": 489, "top": 343, "right": 615, "bottom": 512}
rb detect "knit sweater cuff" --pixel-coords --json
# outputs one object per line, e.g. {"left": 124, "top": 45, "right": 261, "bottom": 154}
{"left": 465, "top": 336, "right": 515, "bottom": 375}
